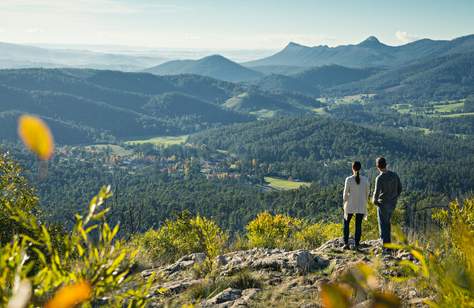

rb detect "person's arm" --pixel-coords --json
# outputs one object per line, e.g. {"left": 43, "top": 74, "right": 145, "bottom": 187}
{"left": 365, "top": 178, "right": 370, "bottom": 201}
{"left": 343, "top": 178, "right": 350, "bottom": 203}
{"left": 372, "top": 176, "right": 381, "bottom": 206}
{"left": 397, "top": 174, "right": 402, "bottom": 197}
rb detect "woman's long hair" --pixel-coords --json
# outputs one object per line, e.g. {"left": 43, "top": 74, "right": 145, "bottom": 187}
{"left": 352, "top": 161, "right": 362, "bottom": 184}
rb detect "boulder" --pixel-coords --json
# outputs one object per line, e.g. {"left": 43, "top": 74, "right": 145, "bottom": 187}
{"left": 205, "top": 288, "right": 242, "bottom": 306}
{"left": 231, "top": 288, "right": 260, "bottom": 307}
{"left": 163, "top": 252, "right": 208, "bottom": 275}
{"left": 153, "top": 278, "right": 203, "bottom": 295}
{"left": 294, "top": 250, "right": 316, "bottom": 273}
{"left": 216, "top": 255, "right": 228, "bottom": 267}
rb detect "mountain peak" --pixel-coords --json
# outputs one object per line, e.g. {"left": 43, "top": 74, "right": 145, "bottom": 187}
{"left": 284, "top": 42, "right": 307, "bottom": 50}
{"left": 200, "top": 54, "right": 229, "bottom": 62}
{"left": 365, "top": 36, "right": 380, "bottom": 42}
{"left": 358, "top": 36, "right": 385, "bottom": 48}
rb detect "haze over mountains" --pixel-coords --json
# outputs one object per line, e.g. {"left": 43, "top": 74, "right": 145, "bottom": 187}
{"left": 0, "top": 41, "right": 168, "bottom": 71}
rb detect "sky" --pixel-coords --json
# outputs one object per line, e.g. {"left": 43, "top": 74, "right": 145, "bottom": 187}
{"left": 0, "top": 0, "right": 473, "bottom": 50}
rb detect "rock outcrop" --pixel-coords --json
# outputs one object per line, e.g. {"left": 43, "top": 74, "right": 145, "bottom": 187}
{"left": 142, "top": 238, "right": 420, "bottom": 307}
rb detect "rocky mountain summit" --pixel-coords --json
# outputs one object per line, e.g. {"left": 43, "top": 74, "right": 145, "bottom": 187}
{"left": 140, "top": 238, "right": 424, "bottom": 307}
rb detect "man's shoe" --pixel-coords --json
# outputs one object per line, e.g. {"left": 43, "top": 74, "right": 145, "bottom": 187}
{"left": 354, "top": 244, "right": 361, "bottom": 251}
{"left": 342, "top": 244, "right": 350, "bottom": 250}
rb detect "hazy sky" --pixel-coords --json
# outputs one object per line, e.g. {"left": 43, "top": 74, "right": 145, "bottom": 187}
{"left": 1, "top": 0, "right": 473, "bottom": 50}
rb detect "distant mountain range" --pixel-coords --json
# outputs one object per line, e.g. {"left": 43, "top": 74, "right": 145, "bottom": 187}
{"left": 1, "top": 46, "right": 473, "bottom": 145}
{"left": 244, "top": 35, "right": 474, "bottom": 69}
{"left": 144, "top": 55, "right": 263, "bottom": 82}
{"left": 1, "top": 35, "right": 474, "bottom": 144}
{"left": 0, "top": 42, "right": 167, "bottom": 71}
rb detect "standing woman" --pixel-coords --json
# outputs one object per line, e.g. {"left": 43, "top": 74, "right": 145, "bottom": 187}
{"left": 342, "top": 161, "right": 369, "bottom": 250}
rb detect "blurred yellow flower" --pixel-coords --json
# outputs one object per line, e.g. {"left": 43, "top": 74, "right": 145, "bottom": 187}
{"left": 17, "top": 115, "right": 54, "bottom": 160}
{"left": 45, "top": 281, "right": 91, "bottom": 308}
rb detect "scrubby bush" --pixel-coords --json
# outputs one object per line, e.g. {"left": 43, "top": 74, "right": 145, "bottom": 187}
{"left": 0, "top": 155, "right": 154, "bottom": 307}
{"left": 0, "top": 153, "right": 40, "bottom": 244}
{"left": 246, "top": 212, "right": 303, "bottom": 249}
{"left": 135, "top": 212, "right": 228, "bottom": 264}
{"left": 425, "top": 197, "right": 474, "bottom": 307}
{"left": 245, "top": 212, "right": 343, "bottom": 250}
{"left": 294, "top": 222, "right": 341, "bottom": 249}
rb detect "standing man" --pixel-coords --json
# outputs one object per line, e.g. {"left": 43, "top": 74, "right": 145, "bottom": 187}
{"left": 372, "top": 157, "right": 402, "bottom": 252}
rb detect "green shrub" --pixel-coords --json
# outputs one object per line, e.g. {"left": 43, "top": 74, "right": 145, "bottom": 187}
{"left": 246, "top": 212, "right": 303, "bottom": 249}
{"left": 0, "top": 153, "right": 39, "bottom": 244}
{"left": 245, "top": 212, "right": 342, "bottom": 250}
{"left": 0, "top": 155, "right": 154, "bottom": 307}
{"left": 294, "top": 222, "right": 341, "bottom": 249}
{"left": 135, "top": 212, "right": 228, "bottom": 264}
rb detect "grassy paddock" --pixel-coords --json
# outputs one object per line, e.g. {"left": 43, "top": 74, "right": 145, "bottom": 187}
{"left": 392, "top": 100, "right": 466, "bottom": 116}
{"left": 439, "top": 112, "right": 474, "bottom": 118}
{"left": 84, "top": 144, "right": 132, "bottom": 156}
{"left": 433, "top": 101, "right": 464, "bottom": 113}
{"left": 125, "top": 135, "right": 188, "bottom": 147}
{"left": 264, "top": 176, "right": 311, "bottom": 190}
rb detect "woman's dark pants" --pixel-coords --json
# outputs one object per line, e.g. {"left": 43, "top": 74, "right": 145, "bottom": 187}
{"left": 343, "top": 213, "right": 364, "bottom": 245}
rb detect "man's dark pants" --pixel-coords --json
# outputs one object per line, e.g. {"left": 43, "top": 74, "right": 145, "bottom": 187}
{"left": 377, "top": 204, "right": 395, "bottom": 244}
{"left": 343, "top": 213, "right": 364, "bottom": 245}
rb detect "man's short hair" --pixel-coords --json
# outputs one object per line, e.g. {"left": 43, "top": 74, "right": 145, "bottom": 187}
{"left": 376, "top": 157, "right": 387, "bottom": 169}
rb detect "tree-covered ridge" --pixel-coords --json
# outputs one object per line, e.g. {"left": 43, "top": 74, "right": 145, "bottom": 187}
{"left": 328, "top": 52, "right": 474, "bottom": 104}
{"left": 0, "top": 69, "right": 252, "bottom": 143}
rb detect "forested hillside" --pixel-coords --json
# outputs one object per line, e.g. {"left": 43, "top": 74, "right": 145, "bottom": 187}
{"left": 0, "top": 69, "right": 252, "bottom": 143}
{"left": 327, "top": 52, "right": 474, "bottom": 104}
{"left": 2, "top": 47, "right": 474, "bottom": 145}
{"left": 189, "top": 116, "right": 474, "bottom": 195}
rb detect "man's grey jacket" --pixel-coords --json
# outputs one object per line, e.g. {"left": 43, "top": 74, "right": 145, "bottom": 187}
{"left": 372, "top": 170, "right": 402, "bottom": 207}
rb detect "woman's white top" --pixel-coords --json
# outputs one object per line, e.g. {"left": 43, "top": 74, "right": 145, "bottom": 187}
{"left": 343, "top": 175, "right": 369, "bottom": 219}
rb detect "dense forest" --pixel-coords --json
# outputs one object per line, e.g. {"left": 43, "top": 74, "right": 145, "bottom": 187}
{"left": 190, "top": 116, "right": 474, "bottom": 194}
{"left": 2, "top": 112, "right": 470, "bottom": 237}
